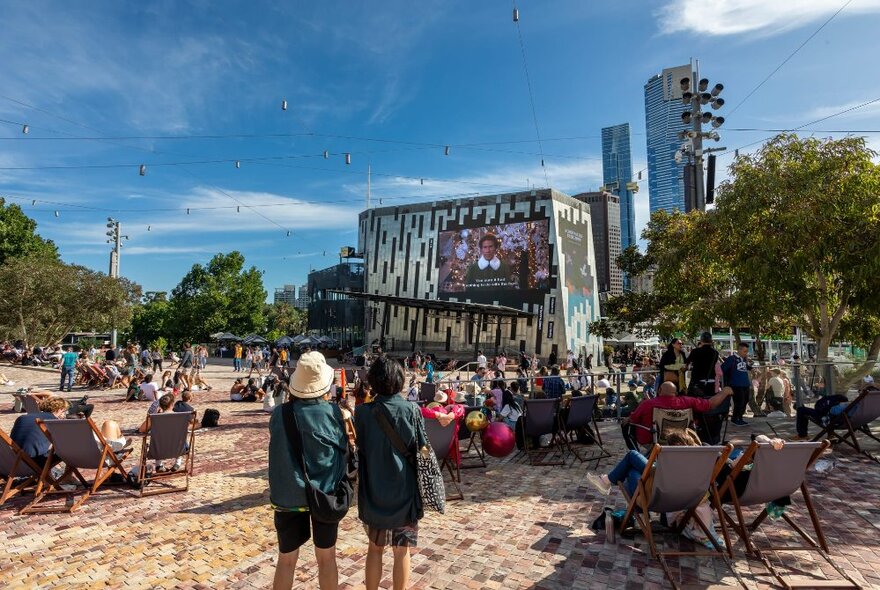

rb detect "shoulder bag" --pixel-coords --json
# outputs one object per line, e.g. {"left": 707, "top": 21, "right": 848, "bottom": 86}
{"left": 374, "top": 403, "right": 445, "bottom": 514}
{"left": 282, "top": 402, "right": 353, "bottom": 523}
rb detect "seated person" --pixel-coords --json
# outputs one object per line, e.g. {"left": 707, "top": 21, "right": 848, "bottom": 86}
{"left": 173, "top": 369, "right": 189, "bottom": 392}
{"left": 125, "top": 377, "right": 142, "bottom": 402}
{"left": 103, "top": 362, "right": 121, "bottom": 388}
{"left": 642, "top": 374, "right": 657, "bottom": 398}
{"left": 230, "top": 378, "right": 247, "bottom": 401}
{"left": 498, "top": 388, "right": 523, "bottom": 429}
{"left": 139, "top": 374, "right": 160, "bottom": 401}
{"left": 420, "top": 390, "right": 465, "bottom": 465}
{"left": 792, "top": 384, "right": 879, "bottom": 440}
{"left": 95, "top": 419, "right": 131, "bottom": 453}
{"left": 173, "top": 389, "right": 196, "bottom": 414}
{"left": 627, "top": 374, "right": 646, "bottom": 388}
{"left": 10, "top": 396, "right": 68, "bottom": 467}
{"left": 242, "top": 378, "right": 265, "bottom": 402}
{"left": 622, "top": 381, "right": 733, "bottom": 450}
{"left": 138, "top": 393, "right": 186, "bottom": 472}
{"left": 405, "top": 376, "right": 419, "bottom": 402}
{"left": 160, "top": 370, "right": 174, "bottom": 391}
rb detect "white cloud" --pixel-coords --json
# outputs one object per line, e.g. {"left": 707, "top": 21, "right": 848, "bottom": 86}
{"left": 800, "top": 98, "right": 880, "bottom": 122}
{"left": 658, "top": 0, "right": 880, "bottom": 36}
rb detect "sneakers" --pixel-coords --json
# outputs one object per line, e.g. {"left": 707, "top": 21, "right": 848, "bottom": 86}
{"left": 731, "top": 418, "right": 749, "bottom": 426}
{"left": 586, "top": 472, "right": 612, "bottom": 496}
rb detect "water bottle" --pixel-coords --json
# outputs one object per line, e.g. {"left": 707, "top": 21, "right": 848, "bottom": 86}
{"left": 604, "top": 507, "right": 616, "bottom": 544}
{"left": 766, "top": 501, "right": 785, "bottom": 519}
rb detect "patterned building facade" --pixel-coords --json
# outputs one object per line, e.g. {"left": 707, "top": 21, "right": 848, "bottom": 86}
{"left": 357, "top": 189, "right": 603, "bottom": 359}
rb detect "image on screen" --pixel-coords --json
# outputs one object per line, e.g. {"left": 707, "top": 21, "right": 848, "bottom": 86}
{"left": 436, "top": 220, "right": 550, "bottom": 297}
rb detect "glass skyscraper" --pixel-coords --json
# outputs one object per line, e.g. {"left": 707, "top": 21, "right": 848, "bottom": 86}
{"left": 601, "top": 123, "right": 635, "bottom": 251}
{"left": 644, "top": 64, "right": 691, "bottom": 214}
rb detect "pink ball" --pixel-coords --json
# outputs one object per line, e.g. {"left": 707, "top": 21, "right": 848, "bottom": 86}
{"left": 482, "top": 423, "right": 516, "bottom": 458}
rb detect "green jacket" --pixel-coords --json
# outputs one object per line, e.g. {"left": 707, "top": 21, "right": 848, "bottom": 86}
{"left": 268, "top": 399, "right": 347, "bottom": 511}
{"left": 354, "top": 395, "right": 426, "bottom": 528}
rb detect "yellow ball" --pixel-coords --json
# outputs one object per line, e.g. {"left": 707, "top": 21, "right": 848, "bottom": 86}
{"left": 465, "top": 410, "right": 489, "bottom": 432}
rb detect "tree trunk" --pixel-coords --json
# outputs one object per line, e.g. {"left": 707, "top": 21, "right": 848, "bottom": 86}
{"left": 836, "top": 334, "right": 880, "bottom": 392}
{"left": 754, "top": 330, "right": 766, "bottom": 362}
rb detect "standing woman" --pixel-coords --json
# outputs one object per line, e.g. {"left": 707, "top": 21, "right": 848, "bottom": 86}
{"left": 355, "top": 355, "right": 426, "bottom": 590}
{"left": 658, "top": 339, "right": 687, "bottom": 392}
{"left": 268, "top": 351, "right": 348, "bottom": 590}
{"left": 151, "top": 346, "right": 163, "bottom": 373}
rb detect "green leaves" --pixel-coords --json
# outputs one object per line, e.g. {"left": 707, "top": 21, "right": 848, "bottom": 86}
{"left": 0, "top": 198, "right": 59, "bottom": 265}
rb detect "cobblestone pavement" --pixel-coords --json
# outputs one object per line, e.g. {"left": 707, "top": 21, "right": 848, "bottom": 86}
{"left": 1, "top": 363, "right": 878, "bottom": 589}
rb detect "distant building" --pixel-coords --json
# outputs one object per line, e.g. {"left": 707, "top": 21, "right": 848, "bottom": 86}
{"left": 273, "top": 284, "right": 297, "bottom": 306}
{"left": 631, "top": 267, "right": 656, "bottom": 294}
{"left": 293, "top": 283, "right": 311, "bottom": 311}
{"left": 645, "top": 64, "right": 691, "bottom": 214}
{"left": 601, "top": 123, "right": 636, "bottom": 251}
{"left": 572, "top": 191, "right": 623, "bottom": 298}
{"left": 307, "top": 263, "right": 365, "bottom": 347}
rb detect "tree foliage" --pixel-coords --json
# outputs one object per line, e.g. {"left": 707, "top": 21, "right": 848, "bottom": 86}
{"left": 0, "top": 256, "right": 140, "bottom": 345}
{"left": 0, "top": 198, "right": 59, "bottom": 265}
{"left": 169, "top": 251, "right": 267, "bottom": 343}
{"left": 596, "top": 134, "right": 880, "bottom": 378}
{"left": 266, "top": 302, "right": 307, "bottom": 336}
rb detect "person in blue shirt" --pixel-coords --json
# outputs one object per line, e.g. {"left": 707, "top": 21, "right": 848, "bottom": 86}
{"left": 59, "top": 346, "right": 78, "bottom": 392}
{"left": 722, "top": 343, "right": 753, "bottom": 426}
{"left": 10, "top": 396, "right": 68, "bottom": 467}
{"left": 541, "top": 365, "right": 566, "bottom": 399}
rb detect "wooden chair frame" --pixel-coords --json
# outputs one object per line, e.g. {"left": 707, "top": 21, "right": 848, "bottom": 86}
{"left": 137, "top": 413, "right": 197, "bottom": 497}
{"left": 810, "top": 390, "right": 880, "bottom": 457}
{"left": 0, "top": 428, "right": 59, "bottom": 505}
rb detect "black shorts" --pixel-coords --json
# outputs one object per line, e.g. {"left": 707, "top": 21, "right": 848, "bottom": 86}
{"left": 274, "top": 511, "right": 338, "bottom": 553}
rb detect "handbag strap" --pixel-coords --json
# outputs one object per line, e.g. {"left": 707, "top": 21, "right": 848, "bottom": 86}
{"left": 374, "top": 403, "right": 416, "bottom": 469}
{"left": 282, "top": 401, "right": 312, "bottom": 483}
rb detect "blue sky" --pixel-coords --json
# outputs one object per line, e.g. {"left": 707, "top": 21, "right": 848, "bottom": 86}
{"left": 2, "top": 0, "right": 879, "bottom": 299}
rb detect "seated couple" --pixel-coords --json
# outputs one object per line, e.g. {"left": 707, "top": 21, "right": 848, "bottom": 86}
{"left": 230, "top": 377, "right": 266, "bottom": 402}
{"left": 621, "top": 381, "right": 733, "bottom": 448}
{"left": 586, "top": 433, "right": 787, "bottom": 549}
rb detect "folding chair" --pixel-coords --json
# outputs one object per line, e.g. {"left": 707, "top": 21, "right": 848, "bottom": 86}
{"left": 618, "top": 444, "right": 743, "bottom": 590}
{"left": 424, "top": 418, "right": 463, "bottom": 500}
{"left": 23, "top": 395, "right": 41, "bottom": 414}
{"left": 0, "top": 427, "right": 55, "bottom": 505}
{"left": 556, "top": 395, "right": 610, "bottom": 466}
{"left": 629, "top": 407, "right": 698, "bottom": 453}
{"left": 458, "top": 406, "right": 486, "bottom": 469}
{"left": 718, "top": 440, "right": 860, "bottom": 590}
{"left": 811, "top": 390, "right": 880, "bottom": 456}
{"left": 20, "top": 418, "right": 133, "bottom": 514}
{"left": 137, "top": 411, "right": 196, "bottom": 497}
{"left": 522, "top": 398, "right": 565, "bottom": 466}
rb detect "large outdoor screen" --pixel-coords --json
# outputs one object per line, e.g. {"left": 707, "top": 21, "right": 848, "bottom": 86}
{"left": 437, "top": 220, "right": 551, "bottom": 301}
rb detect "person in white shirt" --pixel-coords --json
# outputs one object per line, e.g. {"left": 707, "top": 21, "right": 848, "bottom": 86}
{"left": 766, "top": 369, "right": 786, "bottom": 414}
{"left": 476, "top": 350, "right": 487, "bottom": 370}
{"left": 499, "top": 385, "right": 523, "bottom": 428}
{"left": 139, "top": 374, "right": 160, "bottom": 402}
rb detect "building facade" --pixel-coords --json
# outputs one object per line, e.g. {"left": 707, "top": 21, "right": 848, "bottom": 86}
{"left": 357, "top": 189, "right": 603, "bottom": 359}
{"left": 601, "top": 123, "right": 635, "bottom": 251}
{"left": 293, "top": 283, "right": 310, "bottom": 311}
{"left": 572, "top": 192, "right": 623, "bottom": 297}
{"left": 307, "top": 262, "right": 365, "bottom": 347}
{"left": 273, "top": 284, "right": 297, "bottom": 306}
{"left": 645, "top": 64, "right": 691, "bottom": 214}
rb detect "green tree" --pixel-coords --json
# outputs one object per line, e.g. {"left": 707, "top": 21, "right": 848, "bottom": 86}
{"left": 128, "top": 298, "right": 173, "bottom": 345}
{"left": 0, "top": 256, "right": 139, "bottom": 345}
{"left": 0, "top": 198, "right": 59, "bottom": 264}
{"left": 265, "top": 302, "right": 307, "bottom": 336}
{"left": 169, "top": 251, "right": 266, "bottom": 342}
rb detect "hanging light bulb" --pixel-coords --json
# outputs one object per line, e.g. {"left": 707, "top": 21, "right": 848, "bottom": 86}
{"left": 31, "top": 199, "right": 36, "bottom": 206}
{"left": 420, "top": 178, "right": 424, "bottom": 185}
{"left": 541, "top": 159, "right": 545, "bottom": 167}
{"left": 513, "top": 7, "right": 519, "bottom": 21}
{"left": 323, "top": 150, "right": 329, "bottom": 159}
{"left": 286, "top": 231, "right": 291, "bottom": 237}
{"left": 235, "top": 160, "right": 241, "bottom": 169}
{"left": 54, "top": 210, "right": 59, "bottom": 217}
{"left": 22, "top": 124, "right": 29, "bottom": 134}
{"left": 444, "top": 146, "right": 450, "bottom": 156}
{"left": 345, "top": 153, "right": 351, "bottom": 165}
{"left": 638, "top": 171, "right": 642, "bottom": 180}
{"left": 147, "top": 225, "right": 151, "bottom": 231}
{"left": 282, "top": 98, "right": 288, "bottom": 111}
{"left": 186, "top": 208, "right": 190, "bottom": 215}
{"left": 237, "top": 206, "right": 240, "bottom": 213}
{"left": 139, "top": 164, "right": 146, "bottom": 176}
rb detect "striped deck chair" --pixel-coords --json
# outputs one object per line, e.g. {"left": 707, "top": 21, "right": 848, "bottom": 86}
{"left": 20, "top": 417, "right": 132, "bottom": 514}
{"left": 618, "top": 444, "right": 744, "bottom": 590}
{"left": 717, "top": 441, "right": 860, "bottom": 589}
{"left": 137, "top": 411, "right": 196, "bottom": 497}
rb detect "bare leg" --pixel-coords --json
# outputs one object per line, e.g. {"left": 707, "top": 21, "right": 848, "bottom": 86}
{"left": 391, "top": 546, "right": 411, "bottom": 590}
{"left": 365, "top": 541, "right": 384, "bottom": 590}
{"left": 314, "top": 546, "right": 338, "bottom": 590}
{"left": 273, "top": 548, "right": 298, "bottom": 590}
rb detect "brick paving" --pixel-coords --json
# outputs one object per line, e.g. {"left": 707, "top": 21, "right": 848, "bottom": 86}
{"left": 1, "top": 362, "right": 878, "bottom": 589}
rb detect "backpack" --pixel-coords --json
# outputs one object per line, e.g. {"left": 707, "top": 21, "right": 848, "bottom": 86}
{"left": 201, "top": 408, "right": 221, "bottom": 427}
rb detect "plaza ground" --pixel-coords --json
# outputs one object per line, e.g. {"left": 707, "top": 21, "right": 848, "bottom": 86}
{"left": 1, "top": 361, "right": 878, "bottom": 589}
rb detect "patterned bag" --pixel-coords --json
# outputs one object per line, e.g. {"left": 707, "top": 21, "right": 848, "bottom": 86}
{"left": 375, "top": 404, "right": 446, "bottom": 514}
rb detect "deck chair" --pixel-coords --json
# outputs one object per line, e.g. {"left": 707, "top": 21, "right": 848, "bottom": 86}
{"left": 556, "top": 395, "right": 610, "bottom": 466}
{"left": 619, "top": 444, "right": 742, "bottom": 590}
{"left": 458, "top": 406, "right": 486, "bottom": 469}
{"left": 811, "top": 389, "right": 880, "bottom": 456}
{"left": 0, "top": 427, "right": 57, "bottom": 505}
{"left": 23, "top": 395, "right": 41, "bottom": 414}
{"left": 522, "top": 398, "right": 565, "bottom": 466}
{"left": 137, "top": 411, "right": 196, "bottom": 497}
{"left": 424, "top": 418, "right": 463, "bottom": 500}
{"left": 20, "top": 417, "right": 133, "bottom": 514}
{"left": 717, "top": 440, "right": 860, "bottom": 590}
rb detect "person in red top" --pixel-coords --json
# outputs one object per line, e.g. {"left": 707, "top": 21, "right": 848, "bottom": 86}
{"left": 420, "top": 389, "right": 466, "bottom": 465}
{"left": 623, "top": 381, "right": 733, "bottom": 448}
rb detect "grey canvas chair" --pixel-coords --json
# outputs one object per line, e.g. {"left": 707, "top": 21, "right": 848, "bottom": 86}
{"left": 618, "top": 444, "right": 742, "bottom": 590}
{"left": 522, "top": 398, "right": 564, "bottom": 466}
{"left": 23, "top": 395, "right": 41, "bottom": 414}
{"left": 21, "top": 417, "right": 132, "bottom": 514}
{"left": 718, "top": 440, "right": 860, "bottom": 589}
{"left": 424, "top": 417, "right": 463, "bottom": 501}
{"left": 556, "top": 395, "right": 610, "bottom": 466}
{"left": 811, "top": 389, "right": 880, "bottom": 457}
{"left": 0, "top": 426, "right": 57, "bottom": 505}
{"left": 137, "top": 411, "right": 196, "bottom": 497}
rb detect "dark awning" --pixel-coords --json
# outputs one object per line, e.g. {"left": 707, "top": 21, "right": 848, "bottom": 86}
{"left": 327, "top": 290, "right": 533, "bottom": 319}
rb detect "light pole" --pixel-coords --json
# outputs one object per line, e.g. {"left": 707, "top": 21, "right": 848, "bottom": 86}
{"left": 676, "top": 62, "right": 726, "bottom": 212}
{"left": 106, "top": 218, "right": 129, "bottom": 349}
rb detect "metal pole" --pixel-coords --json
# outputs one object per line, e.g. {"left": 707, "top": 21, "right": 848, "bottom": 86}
{"left": 692, "top": 60, "right": 706, "bottom": 211}
{"left": 109, "top": 221, "right": 121, "bottom": 349}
